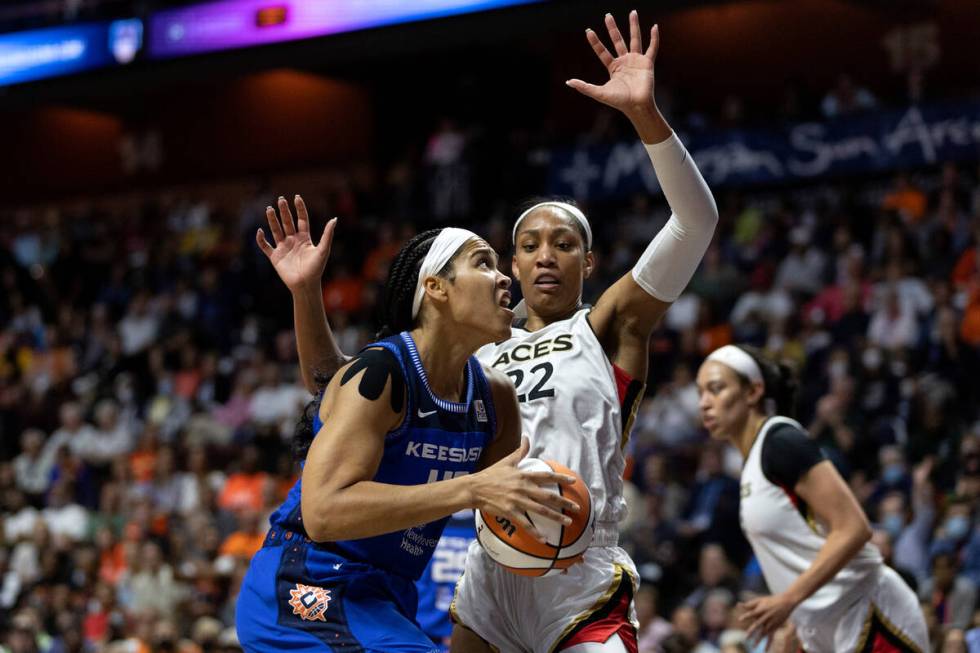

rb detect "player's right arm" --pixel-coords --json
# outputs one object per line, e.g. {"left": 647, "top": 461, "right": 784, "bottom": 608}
{"left": 257, "top": 195, "right": 349, "bottom": 393}
{"left": 300, "top": 352, "right": 578, "bottom": 543}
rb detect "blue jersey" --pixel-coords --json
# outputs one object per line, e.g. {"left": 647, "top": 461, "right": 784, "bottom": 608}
{"left": 415, "top": 511, "right": 477, "bottom": 643}
{"left": 267, "top": 331, "right": 496, "bottom": 581}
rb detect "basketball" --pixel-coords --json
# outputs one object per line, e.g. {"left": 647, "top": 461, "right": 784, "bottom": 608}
{"left": 475, "top": 458, "right": 594, "bottom": 577}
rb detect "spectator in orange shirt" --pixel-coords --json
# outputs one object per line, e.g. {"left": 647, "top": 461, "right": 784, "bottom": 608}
{"left": 951, "top": 223, "right": 980, "bottom": 292}
{"left": 362, "top": 223, "right": 402, "bottom": 283}
{"left": 217, "top": 445, "right": 268, "bottom": 512}
{"left": 960, "top": 287, "right": 980, "bottom": 347}
{"left": 218, "top": 509, "right": 265, "bottom": 560}
{"left": 882, "top": 172, "right": 927, "bottom": 224}
{"left": 129, "top": 426, "right": 160, "bottom": 484}
{"left": 321, "top": 263, "right": 365, "bottom": 314}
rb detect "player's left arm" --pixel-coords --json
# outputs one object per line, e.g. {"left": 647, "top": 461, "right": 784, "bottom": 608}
{"left": 740, "top": 460, "right": 873, "bottom": 642}
{"left": 569, "top": 12, "right": 718, "bottom": 379}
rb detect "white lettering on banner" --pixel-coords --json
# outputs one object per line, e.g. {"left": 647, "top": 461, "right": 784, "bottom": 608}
{"left": 604, "top": 142, "right": 660, "bottom": 192}
{"left": 559, "top": 150, "right": 601, "bottom": 198}
{"left": 884, "top": 107, "right": 938, "bottom": 163}
{"left": 695, "top": 142, "right": 784, "bottom": 183}
{"left": 788, "top": 124, "right": 880, "bottom": 177}
{"left": 554, "top": 102, "right": 980, "bottom": 198}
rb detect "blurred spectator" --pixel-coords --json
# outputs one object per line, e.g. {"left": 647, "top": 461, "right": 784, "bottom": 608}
{"left": 867, "top": 286, "right": 919, "bottom": 351}
{"left": 919, "top": 550, "right": 977, "bottom": 629}
{"left": 684, "top": 544, "right": 740, "bottom": 610}
{"left": 42, "top": 480, "right": 88, "bottom": 542}
{"left": 42, "top": 402, "right": 96, "bottom": 468}
{"left": 73, "top": 399, "right": 132, "bottom": 468}
{"left": 678, "top": 447, "right": 743, "bottom": 561}
{"left": 636, "top": 585, "right": 674, "bottom": 653}
{"left": 218, "top": 509, "right": 265, "bottom": 561}
{"left": 117, "top": 291, "right": 160, "bottom": 356}
{"left": 883, "top": 173, "right": 928, "bottom": 225}
{"left": 126, "top": 541, "right": 185, "bottom": 616}
{"left": 635, "top": 363, "right": 702, "bottom": 449}
{"left": 821, "top": 74, "right": 877, "bottom": 118}
{"left": 774, "top": 226, "right": 825, "bottom": 297}
{"left": 12, "top": 429, "right": 49, "bottom": 503}
{"left": 217, "top": 446, "right": 269, "bottom": 513}
{"left": 870, "top": 527, "right": 918, "bottom": 591}
{"left": 671, "top": 605, "right": 716, "bottom": 653}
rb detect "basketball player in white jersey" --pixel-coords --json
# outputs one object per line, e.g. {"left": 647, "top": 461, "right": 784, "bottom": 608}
{"left": 696, "top": 345, "right": 929, "bottom": 653}
{"left": 257, "top": 10, "right": 718, "bottom": 652}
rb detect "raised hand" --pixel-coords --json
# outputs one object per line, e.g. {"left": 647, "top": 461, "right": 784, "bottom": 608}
{"left": 257, "top": 195, "right": 337, "bottom": 294}
{"left": 566, "top": 11, "right": 659, "bottom": 119}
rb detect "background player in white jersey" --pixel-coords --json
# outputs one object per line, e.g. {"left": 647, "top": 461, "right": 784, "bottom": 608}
{"left": 696, "top": 344, "right": 929, "bottom": 653}
{"left": 259, "top": 10, "right": 719, "bottom": 652}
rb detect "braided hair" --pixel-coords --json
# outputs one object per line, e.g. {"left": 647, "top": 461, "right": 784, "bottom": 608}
{"left": 292, "top": 370, "right": 331, "bottom": 460}
{"left": 737, "top": 345, "right": 799, "bottom": 418}
{"left": 375, "top": 228, "right": 456, "bottom": 339}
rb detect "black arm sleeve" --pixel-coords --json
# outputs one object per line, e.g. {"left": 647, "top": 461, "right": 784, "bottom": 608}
{"left": 761, "top": 424, "right": 826, "bottom": 489}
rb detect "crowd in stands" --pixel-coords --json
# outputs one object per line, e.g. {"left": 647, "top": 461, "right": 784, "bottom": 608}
{"left": 2, "top": 76, "right": 980, "bottom": 653}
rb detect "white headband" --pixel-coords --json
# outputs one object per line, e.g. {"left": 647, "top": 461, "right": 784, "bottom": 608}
{"left": 411, "top": 228, "right": 478, "bottom": 319}
{"left": 512, "top": 201, "right": 593, "bottom": 250}
{"left": 706, "top": 345, "right": 764, "bottom": 388}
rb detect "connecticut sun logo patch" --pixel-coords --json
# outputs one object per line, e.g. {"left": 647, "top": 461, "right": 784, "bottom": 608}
{"left": 288, "top": 583, "right": 331, "bottom": 622}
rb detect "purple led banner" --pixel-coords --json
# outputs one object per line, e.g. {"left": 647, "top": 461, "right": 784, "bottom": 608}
{"left": 148, "top": 0, "right": 540, "bottom": 59}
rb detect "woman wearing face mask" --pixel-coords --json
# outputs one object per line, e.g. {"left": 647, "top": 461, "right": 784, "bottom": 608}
{"left": 696, "top": 344, "right": 929, "bottom": 653}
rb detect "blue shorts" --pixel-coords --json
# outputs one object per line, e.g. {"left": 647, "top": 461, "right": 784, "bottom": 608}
{"left": 236, "top": 532, "right": 440, "bottom": 653}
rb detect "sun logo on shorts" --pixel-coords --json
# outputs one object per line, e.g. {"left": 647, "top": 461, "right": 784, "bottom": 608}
{"left": 288, "top": 583, "right": 331, "bottom": 622}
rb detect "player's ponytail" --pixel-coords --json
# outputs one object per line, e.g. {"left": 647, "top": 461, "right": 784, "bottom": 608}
{"left": 292, "top": 371, "right": 331, "bottom": 460}
{"left": 739, "top": 345, "right": 799, "bottom": 418}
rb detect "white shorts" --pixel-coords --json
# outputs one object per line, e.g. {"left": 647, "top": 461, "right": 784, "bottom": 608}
{"left": 794, "top": 567, "right": 929, "bottom": 653}
{"left": 450, "top": 541, "right": 639, "bottom": 653}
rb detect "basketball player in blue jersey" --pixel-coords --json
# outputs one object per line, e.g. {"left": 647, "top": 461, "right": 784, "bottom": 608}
{"left": 415, "top": 510, "right": 478, "bottom": 652}
{"left": 263, "top": 10, "right": 718, "bottom": 651}
{"left": 238, "top": 226, "right": 579, "bottom": 652}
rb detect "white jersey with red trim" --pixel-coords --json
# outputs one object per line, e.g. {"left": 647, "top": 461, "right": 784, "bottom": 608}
{"left": 476, "top": 307, "right": 644, "bottom": 532}
{"left": 740, "top": 416, "right": 883, "bottom": 625}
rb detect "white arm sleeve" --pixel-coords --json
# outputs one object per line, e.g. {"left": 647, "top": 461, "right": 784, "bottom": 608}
{"left": 631, "top": 133, "right": 719, "bottom": 302}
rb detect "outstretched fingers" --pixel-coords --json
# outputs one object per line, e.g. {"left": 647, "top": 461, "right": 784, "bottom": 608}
{"left": 646, "top": 23, "right": 660, "bottom": 60}
{"left": 277, "top": 196, "right": 296, "bottom": 236}
{"left": 293, "top": 194, "right": 310, "bottom": 234}
{"left": 604, "top": 13, "right": 628, "bottom": 57}
{"left": 264, "top": 205, "right": 285, "bottom": 245}
{"left": 256, "top": 229, "right": 275, "bottom": 258}
{"left": 585, "top": 28, "right": 613, "bottom": 68}
{"left": 628, "top": 10, "right": 642, "bottom": 53}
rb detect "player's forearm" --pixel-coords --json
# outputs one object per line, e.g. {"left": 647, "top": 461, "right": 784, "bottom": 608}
{"left": 303, "top": 476, "right": 475, "bottom": 542}
{"left": 627, "top": 104, "right": 673, "bottom": 145}
{"left": 631, "top": 128, "right": 718, "bottom": 303}
{"left": 782, "top": 524, "right": 872, "bottom": 607}
{"left": 291, "top": 285, "right": 348, "bottom": 393}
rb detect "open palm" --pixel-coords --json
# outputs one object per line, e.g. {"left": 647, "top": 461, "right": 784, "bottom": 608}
{"left": 567, "top": 11, "right": 659, "bottom": 117}
{"left": 257, "top": 195, "right": 336, "bottom": 293}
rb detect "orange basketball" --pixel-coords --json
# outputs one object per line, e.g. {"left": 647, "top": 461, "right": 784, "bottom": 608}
{"left": 475, "top": 458, "right": 594, "bottom": 577}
